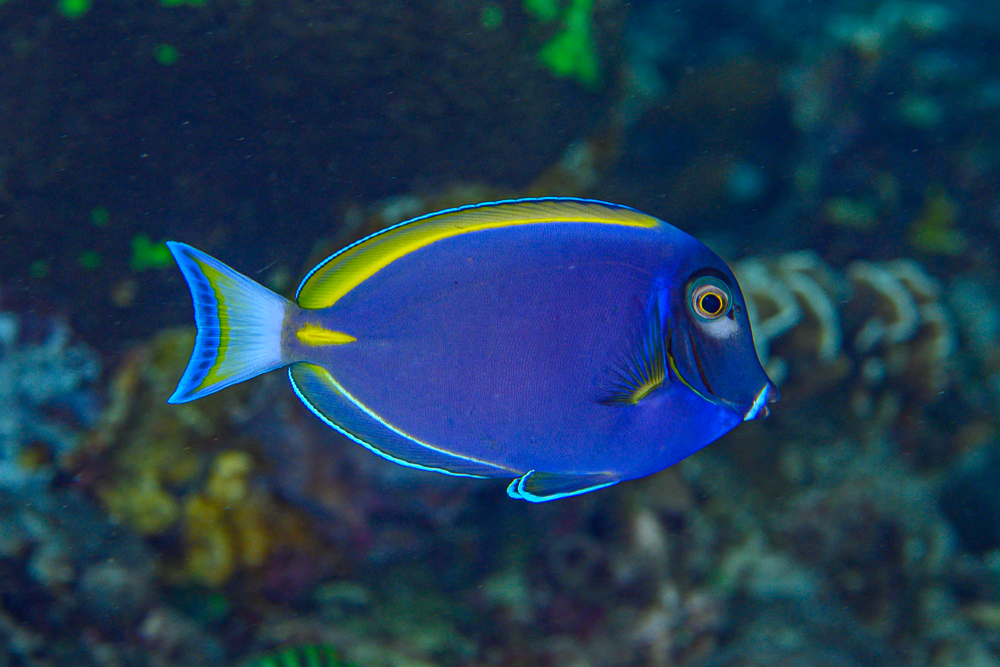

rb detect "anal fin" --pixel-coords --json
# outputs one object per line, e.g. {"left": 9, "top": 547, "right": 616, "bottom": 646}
{"left": 506, "top": 471, "right": 620, "bottom": 502}
{"left": 289, "top": 362, "right": 516, "bottom": 478}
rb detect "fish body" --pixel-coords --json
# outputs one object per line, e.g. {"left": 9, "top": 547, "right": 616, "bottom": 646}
{"left": 167, "top": 198, "right": 777, "bottom": 501}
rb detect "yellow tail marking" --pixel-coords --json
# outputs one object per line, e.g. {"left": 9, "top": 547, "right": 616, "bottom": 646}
{"left": 297, "top": 200, "right": 661, "bottom": 309}
{"left": 296, "top": 323, "right": 357, "bottom": 346}
{"left": 196, "top": 259, "right": 233, "bottom": 389}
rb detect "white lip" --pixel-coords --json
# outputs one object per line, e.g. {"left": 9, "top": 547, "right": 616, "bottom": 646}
{"left": 743, "top": 384, "right": 771, "bottom": 421}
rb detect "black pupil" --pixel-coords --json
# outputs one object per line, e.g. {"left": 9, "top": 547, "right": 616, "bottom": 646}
{"left": 701, "top": 292, "right": 723, "bottom": 315}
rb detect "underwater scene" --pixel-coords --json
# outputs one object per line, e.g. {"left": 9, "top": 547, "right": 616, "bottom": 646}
{"left": 2, "top": 0, "right": 1000, "bottom": 664}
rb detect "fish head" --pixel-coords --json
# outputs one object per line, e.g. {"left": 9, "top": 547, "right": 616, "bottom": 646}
{"left": 664, "top": 251, "right": 778, "bottom": 421}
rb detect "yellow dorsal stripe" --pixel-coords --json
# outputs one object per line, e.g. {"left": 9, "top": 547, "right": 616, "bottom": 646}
{"left": 297, "top": 199, "right": 660, "bottom": 309}
{"left": 296, "top": 323, "right": 357, "bottom": 346}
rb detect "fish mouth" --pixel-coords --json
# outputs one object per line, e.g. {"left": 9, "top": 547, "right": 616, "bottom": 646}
{"left": 743, "top": 382, "right": 779, "bottom": 421}
{"left": 668, "top": 329, "right": 779, "bottom": 419}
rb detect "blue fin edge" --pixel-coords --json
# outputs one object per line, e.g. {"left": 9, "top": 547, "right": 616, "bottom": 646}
{"left": 506, "top": 471, "right": 620, "bottom": 502}
{"left": 168, "top": 242, "right": 223, "bottom": 403}
{"left": 288, "top": 365, "right": 498, "bottom": 479}
{"left": 167, "top": 242, "right": 289, "bottom": 403}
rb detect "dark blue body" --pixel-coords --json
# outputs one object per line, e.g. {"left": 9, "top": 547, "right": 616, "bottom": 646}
{"left": 169, "top": 198, "right": 776, "bottom": 501}
{"left": 289, "top": 222, "right": 743, "bottom": 481}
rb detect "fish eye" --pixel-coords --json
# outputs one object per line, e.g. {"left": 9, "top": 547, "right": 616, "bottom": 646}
{"left": 688, "top": 277, "right": 731, "bottom": 321}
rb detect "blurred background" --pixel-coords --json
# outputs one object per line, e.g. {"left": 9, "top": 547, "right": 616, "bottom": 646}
{"left": 2, "top": 0, "right": 1000, "bottom": 664}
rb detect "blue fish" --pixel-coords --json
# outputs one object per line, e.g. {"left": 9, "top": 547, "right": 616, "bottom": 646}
{"left": 167, "top": 198, "right": 777, "bottom": 502}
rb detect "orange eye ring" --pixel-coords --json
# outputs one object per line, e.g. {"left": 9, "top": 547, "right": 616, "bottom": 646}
{"left": 689, "top": 277, "right": 731, "bottom": 321}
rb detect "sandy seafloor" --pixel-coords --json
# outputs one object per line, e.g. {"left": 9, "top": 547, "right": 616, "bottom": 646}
{"left": 2, "top": 0, "right": 1000, "bottom": 665}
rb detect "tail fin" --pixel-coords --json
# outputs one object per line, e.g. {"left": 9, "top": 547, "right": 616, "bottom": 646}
{"left": 167, "top": 242, "right": 293, "bottom": 404}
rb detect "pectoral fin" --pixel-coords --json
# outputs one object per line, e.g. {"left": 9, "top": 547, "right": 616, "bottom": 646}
{"left": 506, "top": 471, "right": 620, "bottom": 502}
{"left": 598, "top": 296, "right": 667, "bottom": 405}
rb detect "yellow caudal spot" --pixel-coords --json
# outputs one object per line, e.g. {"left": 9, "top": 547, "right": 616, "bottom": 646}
{"left": 296, "top": 323, "right": 356, "bottom": 346}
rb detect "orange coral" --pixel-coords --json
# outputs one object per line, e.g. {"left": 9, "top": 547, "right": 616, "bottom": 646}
{"left": 70, "top": 329, "right": 335, "bottom": 588}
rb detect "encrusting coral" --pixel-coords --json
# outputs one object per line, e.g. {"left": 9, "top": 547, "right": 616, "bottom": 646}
{"left": 67, "top": 328, "right": 332, "bottom": 588}
{"left": 0, "top": 298, "right": 101, "bottom": 489}
{"left": 733, "top": 252, "right": 955, "bottom": 420}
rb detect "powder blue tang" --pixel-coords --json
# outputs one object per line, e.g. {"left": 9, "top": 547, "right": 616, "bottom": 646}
{"left": 167, "top": 198, "right": 777, "bottom": 501}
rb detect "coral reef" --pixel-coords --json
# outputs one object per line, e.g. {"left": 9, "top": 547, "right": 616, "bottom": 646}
{"left": 4, "top": 0, "right": 1000, "bottom": 665}
{"left": 733, "top": 252, "right": 956, "bottom": 417}
{"left": 947, "top": 272, "right": 1000, "bottom": 413}
{"left": 730, "top": 250, "right": 1000, "bottom": 474}
{"left": 0, "top": 294, "right": 101, "bottom": 488}
{"left": 939, "top": 441, "right": 1000, "bottom": 554}
{"left": 68, "top": 328, "right": 339, "bottom": 590}
{"left": 137, "top": 606, "right": 226, "bottom": 666}
{"left": 0, "top": 483, "right": 162, "bottom": 665}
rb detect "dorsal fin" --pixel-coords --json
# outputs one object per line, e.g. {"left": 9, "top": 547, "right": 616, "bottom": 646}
{"left": 295, "top": 197, "right": 661, "bottom": 309}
